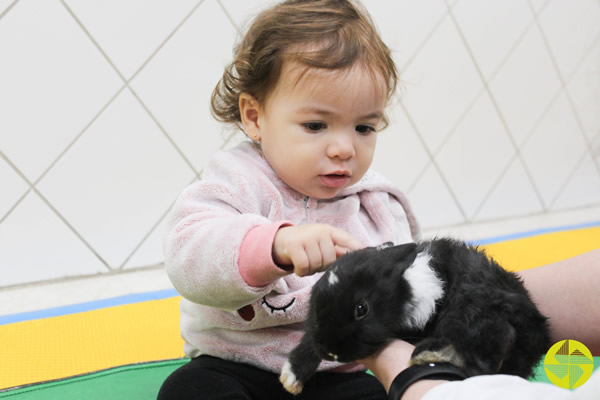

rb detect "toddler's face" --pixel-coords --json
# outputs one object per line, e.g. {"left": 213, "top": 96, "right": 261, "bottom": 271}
{"left": 253, "top": 62, "right": 386, "bottom": 199}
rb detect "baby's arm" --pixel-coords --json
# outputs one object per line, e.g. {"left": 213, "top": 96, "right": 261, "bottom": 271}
{"left": 164, "top": 180, "right": 285, "bottom": 310}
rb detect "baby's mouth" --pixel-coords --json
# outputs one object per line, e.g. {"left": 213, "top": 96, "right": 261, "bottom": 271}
{"left": 319, "top": 173, "right": 351, "bottom": 188}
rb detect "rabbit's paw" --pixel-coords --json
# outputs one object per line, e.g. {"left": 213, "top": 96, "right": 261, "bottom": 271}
{"left": 280, "top": 361, "right": 304, "bottom": 395}
{"left": 411, "top": 342, "right": 464, "bottom": 368}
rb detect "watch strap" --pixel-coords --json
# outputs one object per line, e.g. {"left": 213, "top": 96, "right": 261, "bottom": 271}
{"left": 388, "top": 362, "right": 467, "bottom": 400}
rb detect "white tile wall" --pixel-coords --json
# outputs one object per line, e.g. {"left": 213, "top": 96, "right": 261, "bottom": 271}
{"left": 451, "top": 0, "right": 533, "bottom": 81}
{"left": 568, "top": 39, "right": 600, "bottom": 143}
{"left": 475, "top": 157, "right": 545, "bottom": 221}
{"left": 1, "top": 0, "right": 599, "bottom": 287}
{"left": 436, "top": 92, "right": 515, "bottom": 219}
{"left": 521, "top": 93, "right": 589, "bottom": 207}
{"left": 537, "top": 0, "right": 600, "bottom": 80}
{"left": 401, "top": 14, "right": 483, "bottom": 153}
{"left": 36, "top": 89, "right": 196, "bottom": 269}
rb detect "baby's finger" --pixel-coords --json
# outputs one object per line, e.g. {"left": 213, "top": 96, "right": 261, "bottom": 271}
{"left": 334, "top": 245, "right": 352, "bottom": 258}
{"left": 304, "top": 241, "right": 323, "bottom": 274}
{"left": 330, "top": 228, "right": 363, "bottom": 252}
{"left": 291, "top": 250, "right": 310, "bottom": 277}
{"left": 319, "top": 238, "right": 337, "bottom": 268}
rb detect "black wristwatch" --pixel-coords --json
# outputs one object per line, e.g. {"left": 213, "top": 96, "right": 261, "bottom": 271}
{"left": 388, "top": 362, "right": 467, "bottom": 400}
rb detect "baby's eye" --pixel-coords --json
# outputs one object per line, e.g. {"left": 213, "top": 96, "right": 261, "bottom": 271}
{"left": 303, "top": 122, "right": 326, "bottom": 132}
{"left": 356, "top": 125, "right": 376, "bottom": 135}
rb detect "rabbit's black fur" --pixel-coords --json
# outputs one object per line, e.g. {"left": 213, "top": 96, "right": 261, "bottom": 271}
{"left": 280, "top": 238, "right": 550, "bottom": 394}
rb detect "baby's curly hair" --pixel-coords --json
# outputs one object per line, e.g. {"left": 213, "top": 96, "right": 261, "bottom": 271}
{"left": 210, "top": 0, "right": 398, "bottom": 132}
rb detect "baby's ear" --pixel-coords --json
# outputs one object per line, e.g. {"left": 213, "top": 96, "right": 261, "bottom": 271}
{"left": 239, "top": 93, "right": 262, "bottom": 140}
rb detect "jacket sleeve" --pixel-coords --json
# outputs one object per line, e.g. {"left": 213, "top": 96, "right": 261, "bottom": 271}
{"left": 422, "top": 374, "right": 577, "bottom": 400}
{"left": 163, "top": 153, "right": 290, "bottom": 311}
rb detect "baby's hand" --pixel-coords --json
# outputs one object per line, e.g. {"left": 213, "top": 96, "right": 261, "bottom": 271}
{"left": 273, "top": 224, "right": 363, "bottom": 277}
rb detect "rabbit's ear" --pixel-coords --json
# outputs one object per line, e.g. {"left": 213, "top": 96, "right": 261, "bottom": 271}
{"left": 382, "top": 242, "right": 418, "bottom": 267}
{"left": 376, "top": 241, "right": 394, "bottom": 250}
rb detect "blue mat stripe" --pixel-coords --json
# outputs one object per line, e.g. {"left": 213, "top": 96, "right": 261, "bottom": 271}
{"left": 0, "top": 288, "right": 179, "bottom": 326}
{"left": 470, "top": 220, "right": 600, "bottom": 246}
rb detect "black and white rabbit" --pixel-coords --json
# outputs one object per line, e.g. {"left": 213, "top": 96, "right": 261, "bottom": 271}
{"left": 280, "top": 238, "right": 550, "bottom": 395}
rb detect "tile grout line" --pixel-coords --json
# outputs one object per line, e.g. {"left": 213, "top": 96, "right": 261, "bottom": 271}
{"left": 116, "top": 207, "right": 169, "bottom": 271}
{"left": 446, "top": 0, "right": 548, "bottom": 220}
{"left": 60, "top": 0, "right": 127, "bottom": 82}
{"left": 0, "top": 0, "right": 18, "bottom": 21}
{"left": 0, "top": 151, "right": 31, "bottom": 225}
{"left": 399, "top": 100, "right": 468, "bottom": 222}
{"left": 126, "top": 89, "right": 198, "bottom": 174}
{"left": 471, "top": 154, "right": 522, "bottom": 222}
{"left": 32, "top": 85, "right": 127, "bottom": 187}
{"left": 482, "top": 17, "right": 538, "bottom": 86}
{"left": 127, "top": 0, "right": 207, "bottom": 83}
{"left": 398, "top": 9, "right": 450, "bottom": 75}
{"left": 549, "top": 148, "right": 596, "bottom": 209}
{"left": 0, "top": 150, "right": 112, "bottom": 271}
{"left": 216, "top": 0, "right": 241, "bottom": 35}
{"left": 429, "top": 87, "right": 484, "bottom": 161}
{"left": 117, "top": 174, "right": 198, "bottom": 270}
{"left": 32, "top": 187, "right": 112, "bottom": 268}
{"left": 397, "top": 102, "right": 434, "bottom": 195}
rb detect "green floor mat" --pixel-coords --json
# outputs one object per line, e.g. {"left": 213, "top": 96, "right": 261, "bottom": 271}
{"left": 1, "top": 357, "right": 597, "bottom": 399}
{"left": 0, "top": 359, "right": 188, "bottom": 400}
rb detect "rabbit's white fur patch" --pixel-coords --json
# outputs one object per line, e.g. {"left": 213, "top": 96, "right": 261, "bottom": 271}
{"left": 328, "top": 271, "right": 339, "bottom": 286}
{"left": 404, "top": 251, "right": 444, "bottom": 330}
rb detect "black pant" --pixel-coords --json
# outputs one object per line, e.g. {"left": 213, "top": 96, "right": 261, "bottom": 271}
{"left": 157, "top": 355, "right": 387, "bottom": 400}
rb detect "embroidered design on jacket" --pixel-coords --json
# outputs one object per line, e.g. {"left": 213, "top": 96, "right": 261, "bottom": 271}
{"left": 262, "top": 296, "right": 296, "bottom": 314}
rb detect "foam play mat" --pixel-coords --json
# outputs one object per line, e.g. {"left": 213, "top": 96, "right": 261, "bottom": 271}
{"left": 1, "top": 221, "right": 599, "bottom": 398}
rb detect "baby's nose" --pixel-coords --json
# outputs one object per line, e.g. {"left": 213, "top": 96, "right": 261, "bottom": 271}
{"left": 327, "top": 133, "right": 355, "bottom": 160}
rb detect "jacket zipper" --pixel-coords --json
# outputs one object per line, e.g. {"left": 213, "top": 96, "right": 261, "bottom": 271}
{"left": 304, "top": 196, "right": 310, "bottom": 223}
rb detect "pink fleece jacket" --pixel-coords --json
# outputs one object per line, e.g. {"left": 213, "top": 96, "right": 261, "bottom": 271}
{"left": 163, "top": 141, "right": 420, "bottom": 373}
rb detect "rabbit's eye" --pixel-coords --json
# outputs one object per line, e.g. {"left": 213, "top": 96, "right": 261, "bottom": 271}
{"left": 354, "top": 300, "right": 369, "bottom": 320}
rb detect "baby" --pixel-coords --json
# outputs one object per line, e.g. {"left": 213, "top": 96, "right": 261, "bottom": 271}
{"left": 158, "top": 1, "right": 419, "bottom": 398}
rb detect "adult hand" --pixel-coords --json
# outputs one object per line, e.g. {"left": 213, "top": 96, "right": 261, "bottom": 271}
{"left": 360, "top": 340, "right": 415, "bottom": 393}
{"left": 360, "top": 340, "right": 447, "bottom": 400}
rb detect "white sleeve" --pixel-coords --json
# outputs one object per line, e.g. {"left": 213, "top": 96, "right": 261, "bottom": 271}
{"left": 422, "top": 369, "right": 600, "bottom": 400}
